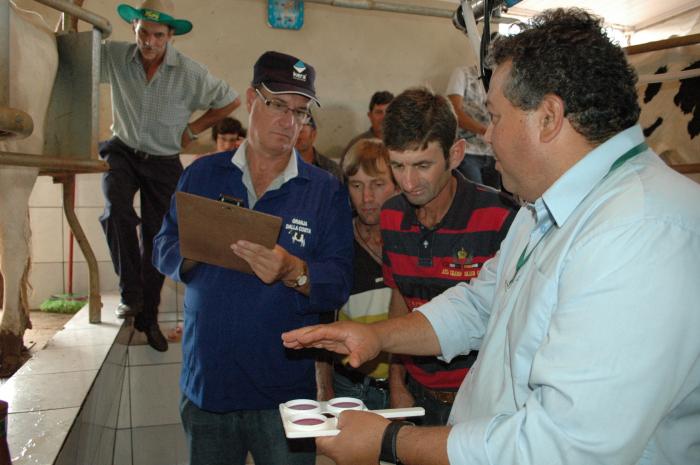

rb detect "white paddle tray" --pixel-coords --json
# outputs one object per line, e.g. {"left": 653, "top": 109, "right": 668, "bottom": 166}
{"left": 280, "top": 399, "right": 424, "bottom": 438}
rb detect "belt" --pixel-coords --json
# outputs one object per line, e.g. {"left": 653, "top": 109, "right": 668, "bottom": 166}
{"left": 113, "top": 137, "right": 180, "bottom": 160}
{"left": 334, "top": 363, "right": 389, "bottom": 390}
{"left": 423, "top": 388, "right": 457, "bottom": 404}
{"left": 408, "top": 377, "right": 457, "bottom": 404}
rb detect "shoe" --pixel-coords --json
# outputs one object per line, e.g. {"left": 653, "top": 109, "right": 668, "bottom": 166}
{"left": 143, "top": 324, "right": 168, "bottom": 352}
{"left": 115, "top": 302, "right": 141, "bottom": 319}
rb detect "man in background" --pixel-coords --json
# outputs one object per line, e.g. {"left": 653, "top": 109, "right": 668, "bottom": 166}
{"left": 316, "top": 138, "right": 398, "bottom": 409}
{"left": 99, "top": 0, "right": 240, "bottom": 351}
{"left": 295, "top": 114, "right": 342, "bottom": 179}
{"left": 342, "top": 90, "right": 394, "bottom": 158}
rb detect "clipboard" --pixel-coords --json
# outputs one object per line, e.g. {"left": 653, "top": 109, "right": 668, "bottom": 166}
{"left": 176, "top": 191, "right": 282, "bottom": 274}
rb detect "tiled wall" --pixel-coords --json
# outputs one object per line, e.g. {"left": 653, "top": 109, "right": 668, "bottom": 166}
{"left": 26, "top": 155, "right": 198, "bottom": 312}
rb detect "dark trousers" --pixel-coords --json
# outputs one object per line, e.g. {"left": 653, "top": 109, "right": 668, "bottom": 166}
{"left": 406, "top": 376, "right": 453, "bottom": 426}
{"left": 99, "top": 137, "right": 182, "bottom": 329}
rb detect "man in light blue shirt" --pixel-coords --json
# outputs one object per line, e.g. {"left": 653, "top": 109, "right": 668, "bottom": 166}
{"left": 282, "top": 8, "right": 700, "bottom": 465}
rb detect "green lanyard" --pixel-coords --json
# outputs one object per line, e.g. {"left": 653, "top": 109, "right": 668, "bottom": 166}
{"left": 507, "top": 142, "right": 648, "bottom": 288}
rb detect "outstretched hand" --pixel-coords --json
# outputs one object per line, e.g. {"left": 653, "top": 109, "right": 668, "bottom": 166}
{"left": 281, "top": 321, "right": 381, "bottom": 369}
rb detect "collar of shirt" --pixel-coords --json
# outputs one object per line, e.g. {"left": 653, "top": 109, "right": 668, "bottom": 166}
{"left": 231, "top": 141, "right": 299, "bottom": 207}
{"left": 540, "top": 124, "right": 645, "bottom": 229}
{"left": 399, "top": 172, "right": 470, "bottom": 231}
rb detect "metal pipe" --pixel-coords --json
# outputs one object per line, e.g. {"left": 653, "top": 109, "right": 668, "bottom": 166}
{"left": 305, "top": 0, "right": 452, "bottom": 19}
{"left": 31, "top": 0, "right": 112, "bottom": 38}
{"left": 625, "top": 33, "right": 700, "bottom": 55}
{"left": 638, "top": 68, "right": 700, "bottom": 85}
{"left": 0, "top": 0, "right": 9, "bottom": 107}
{"left": 0, "top": 150, "right": 108, "bottom": 173}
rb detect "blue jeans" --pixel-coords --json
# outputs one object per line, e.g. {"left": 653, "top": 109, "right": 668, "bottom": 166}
{"left": 180, "top": 395, "right": 315, "bottom": 465}
{"left": 332, "top": 370, "right": 389, "bottom": 410}
{"left": 457, "top": 154, "right": 501, "bottom": 190}
{"left": 406, "top": 376, "right": 453, "bottom": 426}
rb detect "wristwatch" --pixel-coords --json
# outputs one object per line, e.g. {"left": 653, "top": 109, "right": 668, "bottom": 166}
{"left": 185, "top": 124, "right": 198, "bottom": 140}
{"left": 379, "top": 420, "right": 412, "bottom": 465}
{"left": 288, "top": 261, "right": 308, "bottom": 288}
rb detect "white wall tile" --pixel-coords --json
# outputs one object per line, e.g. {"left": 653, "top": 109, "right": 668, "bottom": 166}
{"left": 128, "top": 336, "right": 181, "bottom": 367}
{"left": 75, "top": 173, "right": 106, "bottom": 208}
{"left": 9, "top": 408, "right": 79, "bottom": 465}
{"left": 0, "top": 370, "right": 97, "bottom": 412}
{"left": 29, "top": 176, "right": 63, "bottom": 208}
{"left": 67, "top": 260, "right": 119, "bottom": 296}
{"left": 132, "top": 424, "right": 181, "bottom": 465}
{"left": 128, "top": 363, "right": 181, "bottom": 427}
{"left": 62, "top": 206, "right": 111, "bottom": 263}
{"left": 28, "top": 262, "right": 65, "bottom": 309}
{"left": 160, "top": 278, "right": 178, "bottom": 315}
{"left": 29, "top": 207, "right": 64, "bottom": 263}
{"left": 114, "top": 428, "right": 133, "bottom": 465}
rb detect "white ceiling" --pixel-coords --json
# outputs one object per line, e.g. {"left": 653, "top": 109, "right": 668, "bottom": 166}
{"left": 440, "top": 0, "right": 700, "bottom": 32}
{"left": 505, "top": 0, "right": 700, "bottom": 31}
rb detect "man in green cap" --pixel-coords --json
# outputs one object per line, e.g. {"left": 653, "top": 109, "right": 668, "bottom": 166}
{"left": 100, "top": 0, "right": 240, "bottom": 351}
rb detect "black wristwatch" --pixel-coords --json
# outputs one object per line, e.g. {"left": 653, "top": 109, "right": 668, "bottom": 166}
{"left": 379, "top": 420, "right": 412, "bottom": 465}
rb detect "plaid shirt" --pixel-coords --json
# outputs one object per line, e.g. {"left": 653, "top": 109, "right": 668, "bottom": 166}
{"left": 446, "top": 65, "right": 492, "bottom": 157}
{"left": 101, "top": 41, "right": 237, "bottom": 156}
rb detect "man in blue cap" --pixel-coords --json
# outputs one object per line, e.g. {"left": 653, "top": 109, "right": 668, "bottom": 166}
{"left": 99, "top": 0, "right": 240, "bottom": 351}
{"left": 154, "top": 50, "right": 353, "bottom": 465}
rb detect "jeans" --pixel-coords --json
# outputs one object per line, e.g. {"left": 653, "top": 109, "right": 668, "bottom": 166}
{"left": 457, "top": 153, "right": 501, "bottom": 190}
{"left": 406, "top": 376, "right": 453, "bottom": 426}
{"left": 180, "top": 395, "right": 315, "bottom": 465}
{"left": 332, "top": 370, "right": 389, "bottom": 410}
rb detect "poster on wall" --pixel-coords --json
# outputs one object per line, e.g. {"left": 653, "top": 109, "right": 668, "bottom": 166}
{"left": 267, "top": 0, "right": 304, "bottom": 30}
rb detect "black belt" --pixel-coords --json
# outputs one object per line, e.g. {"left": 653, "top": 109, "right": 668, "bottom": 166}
{"left": 334, "top": 362, "right": 389, "bottom": 390}
{"left": 113, "top": 137, "right": 180, "bottom": 160}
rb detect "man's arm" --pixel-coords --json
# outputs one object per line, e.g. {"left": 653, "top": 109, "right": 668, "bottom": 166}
{"left": 388, "top": 289, "right": 414, "bottom": 409}
{"left": 447, "top": 94, "right": 487, "bottom": 135}
{"left": 282, "top": 310, "right": 442, "bottom": 367}
{"left": 314, "top": 410, "right": 451, "bottom": 465}
{"left": 315, "top": 359, "right": 335, "bottom": 401}
{"left": 181, "top": 97, "right": 241, "bottom": 148}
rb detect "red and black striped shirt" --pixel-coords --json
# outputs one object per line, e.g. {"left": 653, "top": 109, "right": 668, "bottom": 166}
{"left": 381, "top": 174, "right": 516, "bottom": 390}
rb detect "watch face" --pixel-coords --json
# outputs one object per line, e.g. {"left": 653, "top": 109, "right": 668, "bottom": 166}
{"left": 296, "top": 273, "right": 308, "bottom": 287}
{"left": 267, "top": 0, "right": 304, "bottom": 30}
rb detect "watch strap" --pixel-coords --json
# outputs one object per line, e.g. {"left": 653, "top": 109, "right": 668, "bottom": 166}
{"left": 185, "top": 124, "right": 198, "bottom": 140}
{"left": 379, "top": 420, "right": 411, "bottom": 464}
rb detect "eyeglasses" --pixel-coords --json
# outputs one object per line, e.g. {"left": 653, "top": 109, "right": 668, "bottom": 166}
{"left": 254, "top": 88, "right": 312, "bottom": 124}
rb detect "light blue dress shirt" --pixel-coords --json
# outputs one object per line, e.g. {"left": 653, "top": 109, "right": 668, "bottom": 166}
{"left": 419, "top": 125, "right": 700, "bottom": 465}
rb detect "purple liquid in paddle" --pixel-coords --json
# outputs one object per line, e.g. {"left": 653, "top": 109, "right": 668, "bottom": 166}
{"left": 289, "top": 404, "right": 317, "bottom": 410}
{"left": 293, "top": 418, "right": 325, "bottom": 426}
{"left": 330, "top": 401, "right": 360, "bottom": 408}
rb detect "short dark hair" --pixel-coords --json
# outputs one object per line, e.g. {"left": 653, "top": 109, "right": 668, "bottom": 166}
{"left": 382, "top": 87, "right": 457, "bottom": 160}
{"left": 342, "top": 138, "right": 392, "bottom": 180}
{"left": 487, "top": 8, "right": 640, "bottom": 144}
{"left": 369, "top": 91, "right": 394, "bottom": 111}
{"left": 211, "top": 117, "right": 246, "bottom": 142}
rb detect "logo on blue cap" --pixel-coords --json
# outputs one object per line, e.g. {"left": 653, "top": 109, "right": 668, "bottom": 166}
{"left": 293, "top": 60, "right": 307, "bottom": 82}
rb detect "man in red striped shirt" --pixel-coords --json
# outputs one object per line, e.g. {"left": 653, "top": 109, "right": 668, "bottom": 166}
{"left": 381, "top": 87, "right": 516, "bottom": 425}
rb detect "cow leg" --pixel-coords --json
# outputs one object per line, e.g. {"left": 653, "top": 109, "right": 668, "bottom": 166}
{"left": 0, "top": 165, "right": 38, "bottom": 376}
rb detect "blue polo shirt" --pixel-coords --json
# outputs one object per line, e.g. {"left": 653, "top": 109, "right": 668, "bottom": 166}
{"left": 154, "top": 148, "right": 353, "bottom": 412}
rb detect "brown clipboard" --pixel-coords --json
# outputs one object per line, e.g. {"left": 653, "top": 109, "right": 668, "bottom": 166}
{"left": 176, "top": 191, "right": 282, "bottom": 274}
